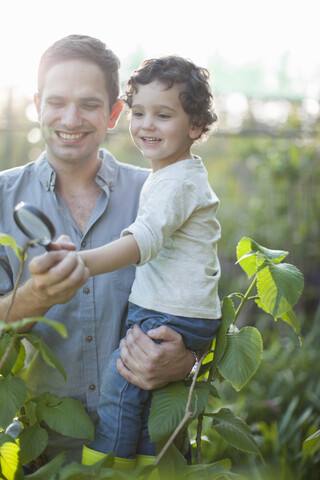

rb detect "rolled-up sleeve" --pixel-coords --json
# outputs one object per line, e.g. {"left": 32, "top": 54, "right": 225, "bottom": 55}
{"left": 0, "top": 246, "right": 13, "bottom": 295}
{"left": 122, "top": 178, "right": 197, "bottom": 265}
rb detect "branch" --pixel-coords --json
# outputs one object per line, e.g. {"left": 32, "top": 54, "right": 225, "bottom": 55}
{"left": 154, "top": 351, "right": 208, "bottom": 465}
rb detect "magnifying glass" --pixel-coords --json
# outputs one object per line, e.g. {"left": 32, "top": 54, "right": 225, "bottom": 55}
{"left": 14, "top": 202, "right": 55, "bottom": 251}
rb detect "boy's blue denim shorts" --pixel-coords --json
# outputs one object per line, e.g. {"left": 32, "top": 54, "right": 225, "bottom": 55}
{"left": 126, "top": 302, "right": 221, "bottom": 351}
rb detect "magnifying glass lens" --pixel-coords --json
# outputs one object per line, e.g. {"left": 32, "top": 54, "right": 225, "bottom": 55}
{"left": 14, "top": 202, "right": 55, "bottom": 250}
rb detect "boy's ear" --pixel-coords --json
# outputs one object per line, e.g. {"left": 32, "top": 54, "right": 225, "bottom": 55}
{"left": 108, "top": 100, "right": 123, "bottom": 129}
{"left": 189, "top": 124, "right": 203, "bottom": 140}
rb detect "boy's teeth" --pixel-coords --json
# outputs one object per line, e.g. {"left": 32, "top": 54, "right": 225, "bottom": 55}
{"left": 143, "top": 137, "right": 160, "bottom": 143}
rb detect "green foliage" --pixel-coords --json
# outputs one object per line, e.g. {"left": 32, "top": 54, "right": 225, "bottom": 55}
{"left": 0, "top": 233, "right": 306, "bottom": 478}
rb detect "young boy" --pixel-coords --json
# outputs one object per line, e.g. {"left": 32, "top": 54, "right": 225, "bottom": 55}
{"left": 80, "top": 56, "right": 221, "bottom": 462}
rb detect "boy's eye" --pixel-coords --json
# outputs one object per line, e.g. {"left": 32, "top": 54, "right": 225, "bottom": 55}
{"left": 132, "top": 111, "right": 143, "bottom": 117}
{"left": 158, "top": 113, "right": 170, "bottom": 119}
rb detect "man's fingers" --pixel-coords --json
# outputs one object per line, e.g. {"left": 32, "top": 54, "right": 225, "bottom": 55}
{"left": 147, "top": 325, "right": 181, "bottom": 342}
{"left": 29, "top": 250, "right": 70, "bottom": 275}
{"left": 49, "top": 235, "right": 76, "bottom": 251}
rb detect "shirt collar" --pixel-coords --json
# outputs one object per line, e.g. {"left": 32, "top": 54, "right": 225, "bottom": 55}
{"left": 34, "top": 149, "right": 119, "bottom": 193}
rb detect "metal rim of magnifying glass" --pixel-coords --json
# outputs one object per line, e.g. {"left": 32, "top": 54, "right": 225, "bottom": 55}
{"left": 13, "top": 202, "right": 55, "bottom": 245}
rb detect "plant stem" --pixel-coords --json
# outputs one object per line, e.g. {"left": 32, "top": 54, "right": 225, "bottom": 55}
{"left": 234, "top": 276, "right": 257, "bottom": 322}
{"left": 154, "top": 351, "right": 208, "bottom": 466}
{"left": 196, "top": 413, "right": 203, "bottom": 464}
{"left": 3, "top": 243, "right": 29, "bottom": 325}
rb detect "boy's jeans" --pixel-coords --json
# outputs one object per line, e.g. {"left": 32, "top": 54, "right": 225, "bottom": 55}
{"left": 91, "top": 303, "right": 221, "bottom": 458}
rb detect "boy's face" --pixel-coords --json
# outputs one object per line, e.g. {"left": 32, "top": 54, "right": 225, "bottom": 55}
{"left": 129, "top": 81, "right": 201, "bottom": 171}
{"left": 34, "top": 59, "right": 122, "bottom": 168}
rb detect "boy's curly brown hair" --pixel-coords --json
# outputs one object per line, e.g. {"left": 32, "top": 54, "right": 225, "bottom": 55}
{"left": 123, "top": 55, "right": 217, "bottom": 141}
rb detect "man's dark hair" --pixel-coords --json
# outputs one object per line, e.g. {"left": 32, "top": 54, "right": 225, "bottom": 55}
{"left": 38, "top": 34, "right": 120, "bottom": 109}
{"left": 124, "top": 55, "right": 217, "bottom": 140}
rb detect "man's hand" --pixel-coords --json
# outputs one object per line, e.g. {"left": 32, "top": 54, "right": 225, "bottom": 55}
{"left": 117, "top": 325, "right": 195, "bottom": 390}
{"left": 29, "top": 249, "right": 90, "bottom": 308}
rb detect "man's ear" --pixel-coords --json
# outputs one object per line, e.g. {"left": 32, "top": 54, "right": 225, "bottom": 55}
{"left": 34, "top": 93, "right": 41, "bottom": 121}
{"left": 108, "top": 99, "right": 123, "bottom": 129}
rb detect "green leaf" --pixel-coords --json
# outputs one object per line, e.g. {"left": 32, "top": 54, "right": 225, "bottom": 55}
{"left": 12, "top": 342, "right": 26, "bottom": 375}
{"left": 210, "top": 408, "right": 261, "bottom": 457}
{"left": 24, "top": 452, "right": 66, "bottom": 480}
{"left": 210, "top": 297, "right": 235, "bottom": 375}
{"left": 22, "top": 333, "right": 66, "bottom": 381}
{"left": 15, "top": 317, "right": 68, "bottom": 338}
{"left": 0, "top": 233, "right": 24, "bottom": 261}
{"left": 149, "top": 381, "right": 212, "bottom": 442}
{"left": 236, "top": 237, "right": 288, "bottom": 278}
{"left": 36, "top": 394, "right": 94, "bottom": 440}
{"left": 179, "top": 461, "right": 241, "bottom": 479}
{"left": 302, "top": 430, "right": 320, "bottom": 460}
{"left": 0, "top": 332, "right": 20, "bottom": 377}
{"left": 256, "top": 257, "right": 304, "bottom": 318}
{"left": 0, "top": 441, "right": 24, "bottom": 480}
{"left": 218, "top": 326, "right": 263, "bottom": 391}
{"left": 19, "top": 423, "right": 48, "bottom": 464}
{"left": 279, "top": 309, "right": 302, "bottom": 341}
{"left": 0, "top": 376, "right": 27, "bottom": 429}
{"left": 0, "top": 434, "right": 15, "bottom": 447}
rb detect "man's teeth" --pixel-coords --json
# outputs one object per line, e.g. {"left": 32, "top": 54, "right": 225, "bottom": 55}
{"left": 58, "top": 132, "right": 85, "bottom": 140}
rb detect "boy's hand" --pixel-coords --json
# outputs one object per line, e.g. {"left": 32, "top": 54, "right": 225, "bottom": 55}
{"left": 117, "top": 325, "right": 195, "bottom": 390}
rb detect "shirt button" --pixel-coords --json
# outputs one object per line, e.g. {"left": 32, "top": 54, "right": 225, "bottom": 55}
{"left": 89, "top": 384, "right": 96, "bottom": 391}
{"left": 83, "top": 287, "right": 90, "bottom": 294}
{"left": 86, "top": 335, "right": 93, "bottom": 342}
{"left": 81, "top": 240, "right": 86, "bottom": 248}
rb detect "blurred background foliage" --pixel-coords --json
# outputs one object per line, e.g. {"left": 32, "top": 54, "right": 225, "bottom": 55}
{"left": 0, "top": 52, "right": 319, "bottom": 478}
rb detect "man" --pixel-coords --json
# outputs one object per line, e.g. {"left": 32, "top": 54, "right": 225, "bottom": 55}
{"left": 0, "top": 35, "right": 195, "bottom": 463}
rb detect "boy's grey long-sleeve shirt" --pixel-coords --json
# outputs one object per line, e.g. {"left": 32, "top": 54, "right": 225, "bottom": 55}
{"left": 122, "top": 156, "right": 221, "bottom": 319}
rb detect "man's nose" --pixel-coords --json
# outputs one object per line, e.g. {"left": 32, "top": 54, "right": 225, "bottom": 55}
{"left": 61, "top": 104, "right": 82, "bottom": 128}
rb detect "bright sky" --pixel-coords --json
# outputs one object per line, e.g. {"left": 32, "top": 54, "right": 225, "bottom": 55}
{"left": 0, "top": 0, "right": 318, "bottom": 98}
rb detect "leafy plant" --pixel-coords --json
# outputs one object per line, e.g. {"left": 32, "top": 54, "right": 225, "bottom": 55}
{"left": 0, "top": 235, "right": 306, "bottom": 479}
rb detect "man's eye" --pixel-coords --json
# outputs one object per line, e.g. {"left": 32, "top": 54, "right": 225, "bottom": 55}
{"left": 82, "top": 104, "right": 99, "bottom": 110}
{"left": 48, "top": 101, "right": 64, "bottom": 108}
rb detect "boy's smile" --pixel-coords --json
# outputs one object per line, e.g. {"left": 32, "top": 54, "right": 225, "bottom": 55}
{"left": 129, "top": 81, "right": 200, "bottom": 171}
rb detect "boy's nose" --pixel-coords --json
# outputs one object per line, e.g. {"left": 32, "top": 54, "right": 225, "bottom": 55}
{"left": 142, "top": 114, "right": 155, "bottom": 130}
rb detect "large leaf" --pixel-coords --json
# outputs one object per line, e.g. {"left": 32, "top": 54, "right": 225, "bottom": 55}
{"left": 0, "top": 233, "right": 24, "bottom": 260}
{"left": 210, "top": 297, "right": 235, "bottom": 376}
{"left": 19, "top": 423, "right": 48, "bottom": 464}
{"left": 218, "top": 326, "right": 263, "bottom": 391}
{"left": 24, "top": 452, "right": 66, "bottom": 480}
{"left": 149, "top": 381, "right": 213, "bottom": 442}
{"left": 0, "top": 441, "right": 24, "bottom": 480}
{"left": 0, "top": 376, "right": 27, "bottom": 429}
{"left": 22, "top": 333, "right": 66, "bottom": 381}
{"left": 36, "top": 394, "right": 94, "bottom": 440}
{"left": 256, "top": 257, "right": 304, "bottom": 318}
{"left": 210, "top": 408, "right": 261, "bottom": 457}
{"left": 236, "top": 237, "right": 288, "bottom": 278}
{"left": 0, "top": 332, "right": 20, "bottom": 377}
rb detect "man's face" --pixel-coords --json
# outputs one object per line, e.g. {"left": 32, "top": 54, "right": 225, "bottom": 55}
{"left": 35, "top": 60, "right": 121, "bottom": 167}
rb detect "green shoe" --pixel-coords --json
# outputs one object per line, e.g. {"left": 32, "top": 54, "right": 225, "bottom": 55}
{"left": 82, "top": 445, "right": 136, "bottom": 472}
